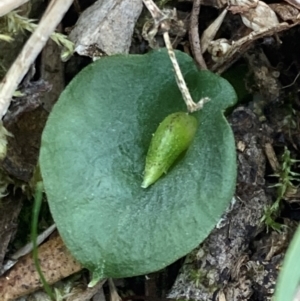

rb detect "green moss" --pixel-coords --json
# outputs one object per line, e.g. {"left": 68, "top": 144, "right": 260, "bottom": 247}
{"left": 262, "top": 147, "right": 300, "bottom": 231}
{"left": 0, "top": 11, "right": 74, "bottom": 62}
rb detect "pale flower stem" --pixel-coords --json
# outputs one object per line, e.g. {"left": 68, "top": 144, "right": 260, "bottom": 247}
{"left": 163, "top": 32, "right": 197, "bottom": 112}
{"left": 0, "top": 0, "right": 73, "bottom": 119}
{"left": 143, "top": 0, "right": 210, "bottom": 112}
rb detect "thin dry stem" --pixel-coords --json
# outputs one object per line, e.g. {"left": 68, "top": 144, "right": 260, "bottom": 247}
{"left": 0, "top": 0, "right": 29, "bottom": 17}
{"left": 189, "top": 0, "right": 207, "bottom": 69}
{"left": 143, "top": 0, "right": 210, "bottom": 112}
{"left": 142, "top": 0, "right": 164, "bottom": 20}
{"left": 0, "top": 0, "right": 74, "bottom": 119}
{"left": 163, "top": 32, "right": 209, "bottom": 112}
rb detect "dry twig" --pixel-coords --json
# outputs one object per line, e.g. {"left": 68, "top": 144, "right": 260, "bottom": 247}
{"left": 0, "top": 0, "right": 74, "bottom": 119}
{"left": 189, "top": 0, "right": 207, "bottom": 69}
{"left": 0, "top": 0, "right": 29, "bottom": 17}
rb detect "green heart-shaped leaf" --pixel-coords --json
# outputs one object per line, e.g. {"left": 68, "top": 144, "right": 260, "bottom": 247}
{"left": 40, "top": 49, "right": 237, "bottom": 279}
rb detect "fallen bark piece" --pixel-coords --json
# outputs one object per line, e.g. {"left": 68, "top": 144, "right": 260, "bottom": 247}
{"left": 69, "top": 0, "right": 143, "bottom": 57}
{"left": 0, "top": 233, "right": 82, "bottom": 301}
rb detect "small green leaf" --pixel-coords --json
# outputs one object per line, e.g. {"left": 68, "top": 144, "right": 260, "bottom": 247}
{"left": 274, "top": 225, "right": 300, "bottom": 301}
{"left": 40, "top": 49, "right": 237, "bottom": 279}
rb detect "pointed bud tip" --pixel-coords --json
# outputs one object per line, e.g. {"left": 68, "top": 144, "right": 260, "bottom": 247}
{"left": 141, "top": 181, "right": 149, "bottom": 189}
